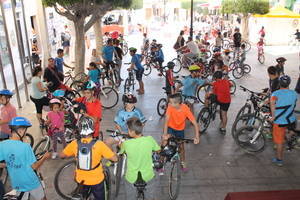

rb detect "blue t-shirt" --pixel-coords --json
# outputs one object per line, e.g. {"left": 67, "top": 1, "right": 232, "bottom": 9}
{"left": 102, "top": 46, "right": 115, "bottom": 62}
{"left": 131, "top": 54, "right": 143, "bottom": 70}
{"left": 272, "top": 89, "right": 298, "bottom": 125}
{"left": 156, "top": 49, "right": 164, "bottom": 62}
{"left": 182, "top": 76, "right": 205, "bottom": 97}
{"left": 114, "top": 108, "right": 146, "bottom": 132}
{"left": 55, "top": 57, "right": 64, "bottom": 73}
{"left": 88, "top": 69, "right": 100, "bottom": 84}
{"left": 0, "top": 140, "right": 40, "bottom": 192}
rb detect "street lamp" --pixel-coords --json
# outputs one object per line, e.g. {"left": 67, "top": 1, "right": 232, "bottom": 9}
{"left": 190, "top": 0, "right": 194, "bottom": 38}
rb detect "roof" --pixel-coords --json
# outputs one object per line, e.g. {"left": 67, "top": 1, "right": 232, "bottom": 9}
{"left": 254, "top": 6, "right": 300, "bottom": 18}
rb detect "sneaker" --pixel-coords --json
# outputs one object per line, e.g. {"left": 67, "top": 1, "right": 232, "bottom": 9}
{"left": 272, "top": 158, "right": 283, "bottom": 166}
{"left": 181, "top": 162, "right": 188, "bottom": 172}
{"left": 52, "top": 152, "right": 57, "bottom": 159}
{"left": 157, "top": 167, "right": 165, "bottom": 176}
{"left": 220, "top": 128, "right": 226, "bottom": 135}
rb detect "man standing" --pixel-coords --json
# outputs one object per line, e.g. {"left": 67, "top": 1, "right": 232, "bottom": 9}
{"left": 233, "top": 28, "right": 242, "bottom": 58}
{"left": 177, "top": 37, "right": 200, "bottom": 67}
{"left": 43, "top": 58, "right": 61, "bottom": 92}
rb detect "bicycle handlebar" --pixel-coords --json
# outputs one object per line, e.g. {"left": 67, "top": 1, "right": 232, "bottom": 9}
{"left": 106, "top": 129, "right": 131, "bottom": 138}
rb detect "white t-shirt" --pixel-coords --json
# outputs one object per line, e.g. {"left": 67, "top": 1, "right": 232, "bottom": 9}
{"left": 186, "top": 41, "right": 200, "bottom": 54}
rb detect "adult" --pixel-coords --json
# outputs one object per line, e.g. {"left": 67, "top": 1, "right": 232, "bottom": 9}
{"left": 177, "top": 37, "right": 200, "bottom": 66}
{"left": 295, "top": 29, "right": 300, "bottom": 41}
{"left": 90, "top": 49, "right": 102, "bottom": 67}
{"left": 55, "top": 49, "right": 73, "bottom": 81}
{"left": 259, "top": 26, "right": 265, "bottom": 38}
{"left": 174, "top": 30, "right": 185, "bottom": 49}
{"left": 102, "top": 39, "right": 119, "bottom": 67}
{"left": 30, "top": 66, "right": 50, "bottom": 124}
{"left": 43, "top": 58, "right": 61, "bottom": 93}
{"left": 114, "top": 39, "right": 124, "bottom": 80}
{"left": 61, "top": 25, "right": 71, "bottom": 55}
{"left": 275, "top": 57, "right": 286, "bottom": 76}
{"left": 31, "top": 39, "right": 40, "bottom": 66}
{"left": 233, "top": 28, "right": 242, "bottom": 58}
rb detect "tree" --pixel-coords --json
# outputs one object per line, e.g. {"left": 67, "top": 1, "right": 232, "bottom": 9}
{"left": 222, "top": 0, "right": 269, "bottom": 40}
{"left": 131, "top": 0, "right": 143, "bottom": 10}
{"left": 181, "top": 0, "right": 207, "bottom": 10}
{"left": 43, "top": 0, "right": 132, "bottom": 73}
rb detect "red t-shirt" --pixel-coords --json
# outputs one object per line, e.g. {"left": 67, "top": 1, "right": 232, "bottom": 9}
{"left": 166, "top": 69, "right": 174, "bottom": 86}
{"left": 213, "top": 79, "right": 231, "bottom": 103}
{"left": 76, "top": 97, "right": 102, "bottom": 137}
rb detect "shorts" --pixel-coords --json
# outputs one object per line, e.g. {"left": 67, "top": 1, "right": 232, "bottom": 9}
{"left": 124, "top": 176, "right": 157, "bottom": 200}
{"left": 16, "top": 184, "right": 45, "bottom": 200}
{"left": 81, "top": 181, "right": 105, "bottom": 200}
{"left": 30, "top": 96, "right": 50, "bottom": 114}
{"left": 135, "top": 69, "right": 144, "bottom": 81}
{"left": 272, "top": 122, "right": 296, "bottom": 144}
{"left": 62, "top": 40, "right": 70, "bottom": 47}
{"left": 0, "top": 132, "right": 10, "bottom": 139}
{"left": 217, "top": 101, "right": 230, "bottom": 112}
{"left": 167, "top": 127, "right": 184, "bottom": 139}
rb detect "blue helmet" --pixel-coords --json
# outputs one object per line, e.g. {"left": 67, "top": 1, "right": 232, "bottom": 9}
{"left": 84, "top": 80, "right": 96, "bottom": 90}
{"left": 9, "top": 117, "right": 32, "bottom": 128}
{"left": 53, "top": 90, "right": 65, "bottom": 97}
{"left": 0, "top": 89, "right": 14, "bottom": 97}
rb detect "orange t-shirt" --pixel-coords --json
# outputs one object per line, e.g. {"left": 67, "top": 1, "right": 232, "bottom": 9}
{"left": 76, "top": 97, "right": 102, "bottom": 137}
{"left": 166, "top": 104, "right": 195, "bottom": 131}
{"left": 63, "top": 138, "right": 115, "bottom": 185}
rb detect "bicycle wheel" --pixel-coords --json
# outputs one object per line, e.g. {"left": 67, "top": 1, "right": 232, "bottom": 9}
{"left": 34, "top": 138, "right": 50, "bottom": 160}
{"left": 70, "top": 80, "right": 84, "bottom": 91}
{"left": 65, "top": 90, "right": 81, "bottom": 102}
{"left": 74, "top": 72, "right": 87, "bottom": 82}
{"left": 196, "top": 84, "right": 211, "bottom": 104}
{"left": 229, "top": 80, "right": 236, "bottom": 94}
{"left": 168, "top": 157, "right": 181, "bottom": 200}
{"left": 231, "top": 113, "right": 262, "bottom": 139}
{"left": 143, "top": 64, "right": 152, "bottom": 76}
{"left": 114, "top": 156, "right": 124, "bottom": 198}
{"left": 23, "top": 133, "right": 34, "bottom": 147}
{"left": 157, "top": 98, "right": 168, "bottom": 117}
{"left": 235, "top": 126, "right": 266, "bottom": 153}
{"left": 54, "top": 160, "right": 80, "bottom": 200}
{"left": 104, "top": 166, "right": 111, "bottom": 200}
{"left": 234, "top": 104, "right": 252, "bottom": 122}
{"left": 112, "top": 69, "right": 121, "bottom": 88}
{"left": 98, "top": 87, "right": 119, "bottom": 109}
{"left": 197, "top": 107, "right": 211, "bottom": 133}
{"left": 258, "top": 54, "right": 265, "bottom": 64}
{"left": 242, "top": 41, "right": 251, "bottom": 52}
{"left": 123, "top": 42, "right": 128, "bottom": 55}
{"left": 124, "top": 78, "right": 134, "bottom": 93}
{"left": 232, "top": 66, "right": 244, "bottom": 79}
{"left": 222, "top": 39, "right": 230, "bottom": 49}
{"left": 243, "top": 64, "right": 251, "bottom": 74}
{"left": 171, "top": 58, "right": 182, "bottom": 73}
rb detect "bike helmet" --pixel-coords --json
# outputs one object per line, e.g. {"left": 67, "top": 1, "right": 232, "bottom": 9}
{"left": 213, "top": 71, "right": 223, "bottom": 79}
{"left": 79, "top": 116, "right": 94, "bottom": 136}
{"left": 0, "top": 89, "right": 14, "bottom": 97}
{"left": 9, "top": 117, "right": 32, "bottom": 130}
{"left": 122, "top": 93, "right": 137, "bottom": 104}
{"left": 49, "top": 98, "right": 61, "bottom": 105}
{"left": 167, "top": 61, "right": 175, "bottom": 69}
{"left": 83, "top": 80, "right": 96, "bottom": 90}
{"left": 188, "top": 65, "right": 201, "bottom": 71}
{"left": 276, "top": 57, "right": 286, "bottom": 63}
{"left": 279, "top": 75, "right": 291, "bottom": 88}
{"left": 129, "top": 47, "right": 137, "bottom": 52}
{"left": 53, "top": 90, "right": 65, "bottom": 97}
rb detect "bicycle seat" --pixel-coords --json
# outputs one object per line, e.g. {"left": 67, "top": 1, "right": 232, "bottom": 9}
{"left": 134, "top": 171, "right": 147, "bottom": 190}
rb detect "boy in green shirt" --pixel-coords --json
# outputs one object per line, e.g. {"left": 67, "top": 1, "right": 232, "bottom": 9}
{"left": 120, "top": 117, "right": 160, "bottom": 200}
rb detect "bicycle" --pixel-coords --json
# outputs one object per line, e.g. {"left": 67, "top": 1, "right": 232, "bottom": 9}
{"left": 197, "top": 95, "right": 218, "bottom": 133}
{"left": 54, "top": 159, "right": 111, "bottom": 200}
{"left": 134, "top": 171, "right": 147, "bottom": 200}
{"left": 124, "top": 64, "right": 136, "bottom": 93}
{"left": 100, "top": 61, "right": 121, "bottom": 88}
{"left": 229, "top": 59, "right": 251, "bottom": 79}
{"left": 64, "top": 69, "right": 87, "bottom": 86}
{"left": 257, "top": 45, "right": 265, "bottom": 64}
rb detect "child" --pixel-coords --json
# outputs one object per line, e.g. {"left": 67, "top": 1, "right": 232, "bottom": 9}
{"left": 120, "top": 117, "right": 160, "bottom": 200}
{"left": 165, "top": 61, "right": 176, "bottom": 96}
{"left": 87, "top": 62, "right": 101, "bottom": 86}
{"left": 60, "top": 116, "right": 117, "bottom": 199}
{"left": 223, "top": 49, "right": 231, "bottom": 68}
{"left": 105, "top": 93, "right": 146, "bottom": 149}
{"left": 239, "top": 44, "right": 246, "bottom": 67}
{"left": 129, "top": 47, "right": 145, "bottom": 95}
{"left": 0, "top": 117, "right": 50, "bottom": 199}
{"left": 162, "top": 93, "right": 200, "bottom": 172}
{"left": 155, "top": 44, "right": 164, "bottom": 76}
{"left": 55, "top": 49, "right": 73, "bottom": 81}
{"left": 0, "top": 89, "right": 17, "bottom": 139}
{"left": 257, "top": 38, "right": 264, "bottom": 58}
{"left": 47, "top": 98, "right": 66, "bottom": 159}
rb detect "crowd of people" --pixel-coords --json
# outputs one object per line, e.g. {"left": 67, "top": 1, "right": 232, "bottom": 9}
{"left": 0, "top": 22, "right": 299, "bottom": 200}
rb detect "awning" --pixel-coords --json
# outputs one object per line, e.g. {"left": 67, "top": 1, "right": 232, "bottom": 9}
{"left": 254, "top": 6, "right": 300, "bottom": 18}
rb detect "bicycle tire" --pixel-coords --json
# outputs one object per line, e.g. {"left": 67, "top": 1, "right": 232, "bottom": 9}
{"left": 234, "top": 104, "right": 252, "bottom": 123}
{"left": 123, "top": 43, "right": 128, "bottom": 55}
{"left": 171, "top": 58, "right": 182, "bottom": 73}
{"left": 222, "top": 39, "right": 230, "bottom": 49}
{"left": 242, "top": 41, "right": 251, "bottom": 52}
{"left": 168, "top": 157, "right": 181, "bottom": 200}
{"left": 157, "top": 98, "right": 168, "bottom": 117}
{"left": 258, "top": 55, "right": 265, "bottom": 64}
{"left": 143, "top": 64, "right": 152, "bottom": 76}
{"left": 114, "top": 155, "right": 124, "bottom": 198}
{"left": 243, "top": 64, "right": 251, "bottom": 74}
{"left": 70, "top": 80, "right": 84, "bottom": 91}
{"left": 98, "top": 87, "right": 119, "bottom": 109}
{"left": 112, "top": 70, "right": 121, "bottom": 88}
{"left": 104, "top": 166, "right": 111, "bottom": 200}
{"left": 24, "top": 133, "right": 34, "bottom": 147}
{"left": 235, "top": 126, "right": 266, "bottom": 153}
{"left": 231, "top": 113, "right": 262, "bottom": 139}
{"left": 229, "top": 79, "right": 236, "bottom": 94}
{"left": 74, "top": 72, "right": 87, "bottom": 82}
{"left": 197, "top": 107, "right": 211, "bottom": 133}
{"left": 232, "top": 66, "right": 244, "bottom": 79}
{"left": 34, "top": 138, "right": 50, "bottom": 160}
{"left": 196, "top": 84, "right": 211, "bottom": 104}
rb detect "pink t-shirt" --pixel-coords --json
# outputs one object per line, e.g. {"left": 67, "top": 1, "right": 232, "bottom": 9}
{"left": 47, "top": 111, "right": 64, "bottom": 132}
{"left": 0, "top": 103, "right": 17, "bottom": 134}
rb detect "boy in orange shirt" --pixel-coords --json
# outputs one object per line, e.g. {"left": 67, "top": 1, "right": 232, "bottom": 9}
{"left": 59, "top": 117, "right": 117, "bottom": 199}
{"left": 162, "top": 93, "right": 200, "bottom": 172}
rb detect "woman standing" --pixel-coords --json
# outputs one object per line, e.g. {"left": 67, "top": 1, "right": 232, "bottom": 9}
{"left": 90, "top": 49, "right": 102, "bottom": 67}
{"left": 30, "top": 66, "right": 49, "bottom": 123}
{"left": 174, "top": 30, "right": 185, "bottom": 49}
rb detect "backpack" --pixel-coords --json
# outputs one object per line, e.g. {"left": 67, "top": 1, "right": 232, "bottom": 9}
{"left": 77, "top": 139, "right": 101, "bottom": 171}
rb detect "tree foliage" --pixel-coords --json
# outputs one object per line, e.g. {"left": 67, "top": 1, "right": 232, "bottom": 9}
{"left": 181, "top": 0, "right": 207, "bottom": 10}
{"left": 130, "top": 0, "right": 143, "bottom": 10}
{"left": 222, "top": 0, "right": 269, "bottom": 15}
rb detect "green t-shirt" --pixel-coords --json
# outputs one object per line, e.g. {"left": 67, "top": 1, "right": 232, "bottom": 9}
{"left": 120, "top": 136, "right": 160, "bottom": 184}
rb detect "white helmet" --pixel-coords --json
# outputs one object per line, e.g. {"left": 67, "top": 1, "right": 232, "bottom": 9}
{"left": 79, "top": 117, "right": 94, "bottom": 136}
